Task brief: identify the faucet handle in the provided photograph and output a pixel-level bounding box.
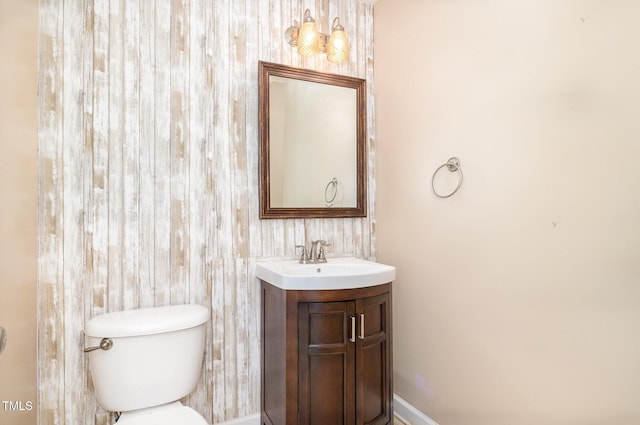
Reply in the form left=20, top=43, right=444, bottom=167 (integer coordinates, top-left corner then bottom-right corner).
left=317, top=241, right=332, bottom=263
left=295, top=245, right=310, bottom=264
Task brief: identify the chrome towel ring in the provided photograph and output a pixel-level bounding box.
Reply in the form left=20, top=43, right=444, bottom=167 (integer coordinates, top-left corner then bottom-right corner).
left=432, top=157, right=463, bottom=198
left=325, top=177, right=338, bottom=207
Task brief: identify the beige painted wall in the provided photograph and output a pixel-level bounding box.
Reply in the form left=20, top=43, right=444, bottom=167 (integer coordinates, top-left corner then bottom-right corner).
left=37, top=1, right=374, bottom=424
left=375, top=1, right=640, bottom=424
left=0, top=1, right=38, bottom=425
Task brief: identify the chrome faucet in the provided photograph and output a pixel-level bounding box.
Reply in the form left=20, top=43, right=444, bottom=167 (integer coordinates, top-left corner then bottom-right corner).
left=296, top=240, right=331, bottom=264
left=309, top=240, right=322, bottom=263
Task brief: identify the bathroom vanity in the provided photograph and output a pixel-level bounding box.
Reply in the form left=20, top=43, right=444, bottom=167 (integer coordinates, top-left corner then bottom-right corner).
left=257, top=258, right=394, bottom=425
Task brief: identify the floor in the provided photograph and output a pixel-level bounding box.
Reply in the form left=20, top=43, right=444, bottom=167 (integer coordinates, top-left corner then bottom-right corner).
left=394, top=417, right=408, bottom=425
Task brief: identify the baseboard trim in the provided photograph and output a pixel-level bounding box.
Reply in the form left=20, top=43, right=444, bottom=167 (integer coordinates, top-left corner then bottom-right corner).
left=218, top=395, right=438, bottom=425
left=393, top=394, right=439, bottom=425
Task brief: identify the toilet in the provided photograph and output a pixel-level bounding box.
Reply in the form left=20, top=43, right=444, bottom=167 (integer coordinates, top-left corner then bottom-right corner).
left=84, top=304, right=210, bottom=424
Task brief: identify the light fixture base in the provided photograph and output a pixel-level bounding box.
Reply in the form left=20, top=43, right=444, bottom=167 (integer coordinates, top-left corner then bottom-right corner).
left=285, top=26, right=299, bottom=47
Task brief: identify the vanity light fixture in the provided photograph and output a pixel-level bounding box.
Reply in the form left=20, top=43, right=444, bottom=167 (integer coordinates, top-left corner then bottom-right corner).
left=285, top=9, right=350, bottom=63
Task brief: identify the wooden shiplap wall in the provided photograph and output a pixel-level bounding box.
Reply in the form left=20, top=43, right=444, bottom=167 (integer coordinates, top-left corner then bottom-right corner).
left=37, top=0, right=375, bottom=424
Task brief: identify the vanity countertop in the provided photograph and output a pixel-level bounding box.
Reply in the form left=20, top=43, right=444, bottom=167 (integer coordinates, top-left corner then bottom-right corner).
left=255, top=256, right=396, bottom=290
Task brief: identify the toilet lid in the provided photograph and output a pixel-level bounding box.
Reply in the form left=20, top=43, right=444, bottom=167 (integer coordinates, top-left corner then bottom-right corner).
left=116, top=405, right=209, bottom=425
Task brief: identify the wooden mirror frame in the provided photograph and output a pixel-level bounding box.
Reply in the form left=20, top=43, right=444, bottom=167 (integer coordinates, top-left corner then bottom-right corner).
left=258, top=61, right=367, bottom=219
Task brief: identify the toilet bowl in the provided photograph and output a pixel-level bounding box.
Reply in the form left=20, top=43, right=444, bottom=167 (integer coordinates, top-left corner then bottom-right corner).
left=84, top=304, right=210, bottom=424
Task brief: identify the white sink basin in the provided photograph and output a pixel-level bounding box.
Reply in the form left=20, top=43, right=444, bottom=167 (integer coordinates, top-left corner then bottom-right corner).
left=255, top=257, right=396, bottom=290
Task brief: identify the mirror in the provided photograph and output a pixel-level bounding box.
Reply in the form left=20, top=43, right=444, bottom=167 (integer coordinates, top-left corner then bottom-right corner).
left=259, top=61, right=367, bottom=218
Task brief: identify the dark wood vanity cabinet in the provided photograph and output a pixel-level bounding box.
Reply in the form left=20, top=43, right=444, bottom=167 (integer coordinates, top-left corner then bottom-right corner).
left=261, top=282, right=393, bottom=425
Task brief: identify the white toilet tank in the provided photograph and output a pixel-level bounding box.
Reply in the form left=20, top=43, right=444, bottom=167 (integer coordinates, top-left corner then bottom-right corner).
left=84, top=304, right=210, bottom=413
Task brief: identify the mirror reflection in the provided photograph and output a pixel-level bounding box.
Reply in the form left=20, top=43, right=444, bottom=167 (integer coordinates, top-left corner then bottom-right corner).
left=259, top=61, right=367, bottom=218
left=269, top=76, right=357, bottom=208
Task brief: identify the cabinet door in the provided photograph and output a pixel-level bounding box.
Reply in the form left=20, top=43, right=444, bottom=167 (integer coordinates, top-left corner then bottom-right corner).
left=356, top=292, right=392, bottom=425
left=298, top=301, right=356, bottom=425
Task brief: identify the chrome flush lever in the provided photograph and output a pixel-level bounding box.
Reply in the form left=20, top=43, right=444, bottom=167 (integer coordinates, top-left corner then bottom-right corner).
left=84, top=337, right=113, bottom=353
left=0, top=327, right=6, bottom=354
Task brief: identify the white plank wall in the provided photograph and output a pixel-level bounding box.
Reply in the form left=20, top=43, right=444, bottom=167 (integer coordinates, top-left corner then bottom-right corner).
left=37, top=0, right=376, bottom=424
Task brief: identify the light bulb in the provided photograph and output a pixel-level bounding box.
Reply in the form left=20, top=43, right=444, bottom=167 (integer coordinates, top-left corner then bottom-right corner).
left=327, top=18, right=349, bottom=63
left=297, top=10, right=320, bottom=56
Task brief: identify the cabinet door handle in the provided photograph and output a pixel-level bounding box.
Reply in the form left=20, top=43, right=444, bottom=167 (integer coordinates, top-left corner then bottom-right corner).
left=359, top=313, right=365, bottom=339
left=350, top=316, right=356, bottom=343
